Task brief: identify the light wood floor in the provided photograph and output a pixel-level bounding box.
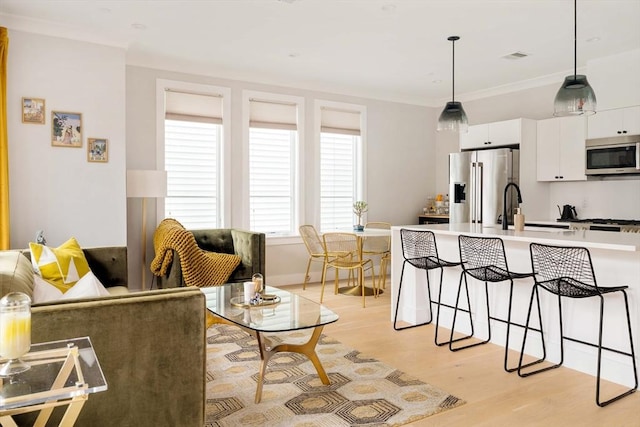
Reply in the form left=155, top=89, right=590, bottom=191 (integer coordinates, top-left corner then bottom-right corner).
left=281, top=279, right=639, bottom=427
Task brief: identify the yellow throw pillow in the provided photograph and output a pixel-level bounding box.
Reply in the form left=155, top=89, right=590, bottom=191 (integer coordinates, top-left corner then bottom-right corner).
left=29, top=237, right=91, bottom=293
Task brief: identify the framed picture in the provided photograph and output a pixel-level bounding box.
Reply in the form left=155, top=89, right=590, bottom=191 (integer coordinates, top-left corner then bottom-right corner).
left=87, top=138, right=108, bottom=163
left=51, top=111, right=82, bottom=147
left=22, top=97, right=45, bottom=124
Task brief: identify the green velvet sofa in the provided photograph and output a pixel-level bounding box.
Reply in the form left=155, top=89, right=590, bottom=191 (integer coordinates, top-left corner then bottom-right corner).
left=0, top=247, right=206, bottom=426
left=155, top=228, right=266, bottom=288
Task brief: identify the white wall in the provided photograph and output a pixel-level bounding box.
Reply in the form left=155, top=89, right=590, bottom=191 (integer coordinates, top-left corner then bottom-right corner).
left=126, top=65, right=434, bottom=287
left=6, top=30, right=126, bottom=248
left=588, top=49, right=640, bottom=110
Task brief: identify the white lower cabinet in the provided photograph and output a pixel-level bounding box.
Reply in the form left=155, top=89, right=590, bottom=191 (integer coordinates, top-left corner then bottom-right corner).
left=537, top=116, right=587, bottom=181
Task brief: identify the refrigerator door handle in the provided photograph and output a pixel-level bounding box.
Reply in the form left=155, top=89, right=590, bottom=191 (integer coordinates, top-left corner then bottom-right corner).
left=470, top=162, right=476, bottom=223
left=477, top=162, right=483, bottom=224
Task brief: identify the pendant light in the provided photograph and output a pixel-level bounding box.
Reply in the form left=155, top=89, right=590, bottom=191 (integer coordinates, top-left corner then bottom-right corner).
left=437, top=36, right=468, bottom=133
left=553, top=0, right=596, bottom=116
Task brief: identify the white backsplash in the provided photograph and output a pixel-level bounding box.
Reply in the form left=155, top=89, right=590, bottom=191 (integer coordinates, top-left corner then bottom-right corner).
left=548, top=178, right=640, bottom=220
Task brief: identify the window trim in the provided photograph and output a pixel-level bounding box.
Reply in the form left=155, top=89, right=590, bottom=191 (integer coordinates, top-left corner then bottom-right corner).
left=242, top=90, right=305, bottom=235
left=313, top=100, right=367, bottom=231
left=156, top=79, right=231, bottom=227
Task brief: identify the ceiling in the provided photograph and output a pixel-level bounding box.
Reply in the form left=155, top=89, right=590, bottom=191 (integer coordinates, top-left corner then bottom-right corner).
left=2, top=0, right=639, bottom=106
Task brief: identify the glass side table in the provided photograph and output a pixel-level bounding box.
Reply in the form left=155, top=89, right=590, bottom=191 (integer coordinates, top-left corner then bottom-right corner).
left=0, top=337, right=107, bottom=427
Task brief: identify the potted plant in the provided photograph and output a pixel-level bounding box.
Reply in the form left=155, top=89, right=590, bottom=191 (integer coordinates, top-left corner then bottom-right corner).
left=352, top=201, right=368, bottom=231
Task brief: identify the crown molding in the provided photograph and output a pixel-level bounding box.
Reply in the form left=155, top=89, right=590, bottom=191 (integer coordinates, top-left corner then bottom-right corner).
left=1, top=13, right=129, bottom=49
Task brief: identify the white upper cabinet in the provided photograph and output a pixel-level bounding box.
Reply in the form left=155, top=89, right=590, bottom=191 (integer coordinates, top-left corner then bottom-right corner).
left=460, top=119, right=522, bottom=150
left=587, top=105, right=640, bottom=139
left=537, top=116, right=587, bottom=182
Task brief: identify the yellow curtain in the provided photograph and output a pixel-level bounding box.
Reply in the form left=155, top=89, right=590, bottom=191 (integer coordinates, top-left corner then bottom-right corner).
left=0, top=27, right=9, bottom=249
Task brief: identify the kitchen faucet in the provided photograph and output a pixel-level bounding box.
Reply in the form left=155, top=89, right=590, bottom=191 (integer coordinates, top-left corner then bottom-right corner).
left=502, top=183, right=523, bottom=230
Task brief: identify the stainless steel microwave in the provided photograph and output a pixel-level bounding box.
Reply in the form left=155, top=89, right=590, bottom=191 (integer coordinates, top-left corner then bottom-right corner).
left=585, top=135, right=640, bottom=175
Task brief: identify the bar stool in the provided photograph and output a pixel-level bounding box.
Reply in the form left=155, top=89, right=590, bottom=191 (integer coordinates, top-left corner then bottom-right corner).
left=518, top=243, right=638, bottom=407
left=450, top=235, right=534, bottom=373
left=393, top=229, right=460, bottom=343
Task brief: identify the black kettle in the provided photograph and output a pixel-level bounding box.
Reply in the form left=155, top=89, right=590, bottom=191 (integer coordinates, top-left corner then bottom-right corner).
left=558, top=204, right=578, bottom=220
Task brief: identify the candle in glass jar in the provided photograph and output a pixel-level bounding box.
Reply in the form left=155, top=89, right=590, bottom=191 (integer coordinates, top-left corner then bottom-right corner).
left=252, top=273, right=264, bottom=294
left=0, top=311, right=31, bottom=359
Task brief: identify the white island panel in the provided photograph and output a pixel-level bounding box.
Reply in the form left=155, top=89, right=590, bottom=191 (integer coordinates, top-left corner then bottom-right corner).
left=391, top=224, right=640, bottom=387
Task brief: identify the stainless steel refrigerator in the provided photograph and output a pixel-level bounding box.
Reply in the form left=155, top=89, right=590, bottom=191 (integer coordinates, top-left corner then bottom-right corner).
left=449, top=148, right=520, bottom=225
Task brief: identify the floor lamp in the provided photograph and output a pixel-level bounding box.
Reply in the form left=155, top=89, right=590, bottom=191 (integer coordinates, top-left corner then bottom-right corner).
left=126, top=170, right=167, bottom=290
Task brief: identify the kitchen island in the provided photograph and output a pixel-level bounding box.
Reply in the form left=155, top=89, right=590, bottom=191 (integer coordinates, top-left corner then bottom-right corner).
left=390, top=223, right=640, bottom=387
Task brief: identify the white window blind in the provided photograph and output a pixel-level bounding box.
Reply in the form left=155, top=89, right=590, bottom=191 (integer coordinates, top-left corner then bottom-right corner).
left=320, top=107, right=361, bottom=136
left=164, top=99, right=221, bottom=229
left=249, top=99, right=297, bottom=130
left=319, top=106, right=362, bottom=231
left=165, top=90, right=222, bottom=124
left=320, top=132, right=359, bottom=231
left=248, top=98, right=299, bottom=235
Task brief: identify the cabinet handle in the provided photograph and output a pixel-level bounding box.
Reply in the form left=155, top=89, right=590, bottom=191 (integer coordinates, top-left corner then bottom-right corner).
left=623, top=130, right=627, bottom=134
left=618, top=131, right=623, bottom=134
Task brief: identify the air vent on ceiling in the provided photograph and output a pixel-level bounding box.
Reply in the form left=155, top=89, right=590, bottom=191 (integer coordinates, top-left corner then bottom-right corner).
left=502, top=51, right=530, bottom=60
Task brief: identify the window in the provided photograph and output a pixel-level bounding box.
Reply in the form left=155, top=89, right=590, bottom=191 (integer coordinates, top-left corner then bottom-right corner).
left=162, top=88, right=226, bottom=229
left=247, top=95, right=302, bottom=235
left=164, top=118, right=220, bottom=228
left=318, top=104, right=364, bottom=231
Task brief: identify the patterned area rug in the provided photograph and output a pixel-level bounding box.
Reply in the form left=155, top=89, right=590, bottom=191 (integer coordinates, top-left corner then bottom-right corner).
left=205, top=324, right=465, bottom=426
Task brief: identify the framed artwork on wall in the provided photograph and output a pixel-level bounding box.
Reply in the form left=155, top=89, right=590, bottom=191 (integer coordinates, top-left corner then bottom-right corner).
left=87, top=138, right=108, bottom=163
left=51, top=111, right=82, bottom=147
left=22, top=97, right=45, bottom=124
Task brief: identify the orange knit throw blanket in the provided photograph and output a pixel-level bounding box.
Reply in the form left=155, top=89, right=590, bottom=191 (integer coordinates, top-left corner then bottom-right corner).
left=151, top=218, right=241, bottom=287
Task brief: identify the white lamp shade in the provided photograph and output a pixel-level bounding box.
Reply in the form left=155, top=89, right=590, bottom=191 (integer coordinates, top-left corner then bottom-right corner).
left=126, top=170, right=167, bottom=198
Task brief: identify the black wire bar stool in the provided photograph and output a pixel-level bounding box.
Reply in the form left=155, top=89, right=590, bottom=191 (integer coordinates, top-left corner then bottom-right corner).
left=393, top=229, right=460, bottom=344
left=449, top=235, right=535, bottom=373
left=518, top=243, right=638, bottom=407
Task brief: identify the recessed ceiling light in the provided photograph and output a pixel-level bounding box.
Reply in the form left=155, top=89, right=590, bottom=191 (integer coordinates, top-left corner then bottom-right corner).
left=432, top=79, right=443, bottom=84
left=586, top=36, right=601, bottom=43
left=288, top=52, right=300, bottom=58
left=131, top=23, right=147, bottom=30
left=381, top=4, right=396, bottom=12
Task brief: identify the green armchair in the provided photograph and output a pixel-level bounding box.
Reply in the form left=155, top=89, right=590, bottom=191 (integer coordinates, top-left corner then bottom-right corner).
left=154, top=228, right=266, bottom=288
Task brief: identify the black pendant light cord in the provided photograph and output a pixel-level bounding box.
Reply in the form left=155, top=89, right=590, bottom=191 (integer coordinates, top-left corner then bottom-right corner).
left=448, top=36, right=460, bottom=103
left=452, top=38, right=455, bottom=102
left=573, top=0, right=577, bottom=80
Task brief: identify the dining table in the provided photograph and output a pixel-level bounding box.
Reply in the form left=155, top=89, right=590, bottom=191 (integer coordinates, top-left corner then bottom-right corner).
left=327, top=228, right=391, bottom=297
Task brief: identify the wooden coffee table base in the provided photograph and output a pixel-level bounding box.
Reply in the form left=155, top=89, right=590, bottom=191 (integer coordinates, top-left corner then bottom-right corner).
left=254, top=325, right=330, bottom=403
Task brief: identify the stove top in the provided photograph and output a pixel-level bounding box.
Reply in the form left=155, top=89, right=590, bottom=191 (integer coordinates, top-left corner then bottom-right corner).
left=558, top=218, right=640, bottom=233
left=567, top=218, right=640, bottom=226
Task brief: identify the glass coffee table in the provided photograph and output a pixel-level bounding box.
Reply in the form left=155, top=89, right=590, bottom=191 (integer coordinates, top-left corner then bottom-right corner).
left=201, top=283, right=339, bottom=403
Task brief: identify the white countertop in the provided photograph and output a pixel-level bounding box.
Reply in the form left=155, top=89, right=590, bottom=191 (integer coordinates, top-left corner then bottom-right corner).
left=391, top=223, right=640, bottom=252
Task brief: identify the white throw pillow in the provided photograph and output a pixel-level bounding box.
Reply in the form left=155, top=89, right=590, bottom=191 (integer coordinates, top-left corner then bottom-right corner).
left=33, top=271, right=110, bottom=303
left=33, top=275, right=63, bottom=303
